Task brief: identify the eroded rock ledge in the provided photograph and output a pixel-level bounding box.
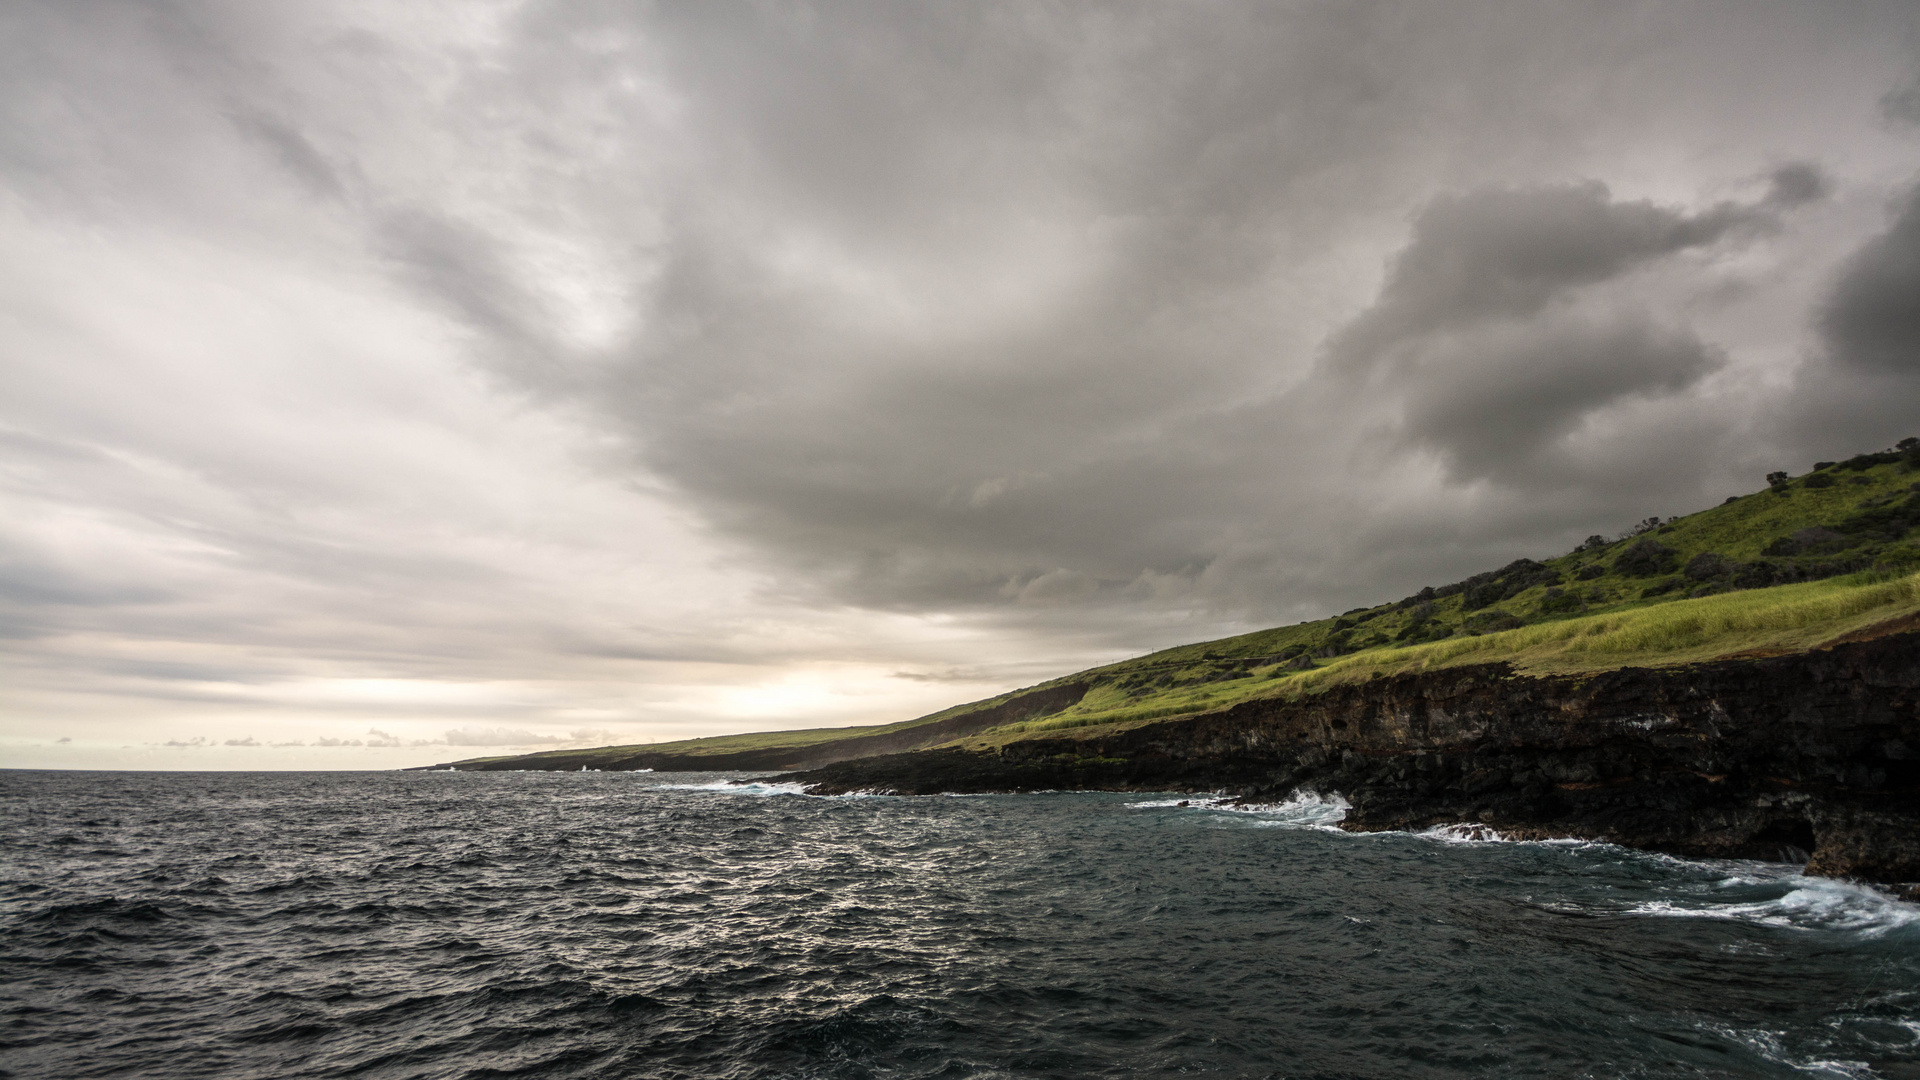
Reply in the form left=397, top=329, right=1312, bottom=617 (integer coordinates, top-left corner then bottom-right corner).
left=780, top=632, right=1920, bottom=888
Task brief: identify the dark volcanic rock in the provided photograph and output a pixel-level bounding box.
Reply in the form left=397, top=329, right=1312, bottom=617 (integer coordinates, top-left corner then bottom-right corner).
left=782, top=632, right=1920, bottom=887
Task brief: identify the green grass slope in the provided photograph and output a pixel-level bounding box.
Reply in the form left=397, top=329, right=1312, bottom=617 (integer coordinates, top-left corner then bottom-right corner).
left=434, top=685, right=1056, bottom=769
left=447, top=443, right=1920, bottom=769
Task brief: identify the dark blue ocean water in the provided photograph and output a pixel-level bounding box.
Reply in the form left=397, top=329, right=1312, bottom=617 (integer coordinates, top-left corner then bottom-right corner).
left=2, top=770, right=1918, bottom=1080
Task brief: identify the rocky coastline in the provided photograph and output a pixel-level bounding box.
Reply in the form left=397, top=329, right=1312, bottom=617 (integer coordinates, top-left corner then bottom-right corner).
left=780, top=629, right=1920, bottom=890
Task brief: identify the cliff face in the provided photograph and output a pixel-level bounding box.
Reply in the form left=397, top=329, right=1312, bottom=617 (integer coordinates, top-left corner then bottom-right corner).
left=784, top=632, right=1920, bottom=886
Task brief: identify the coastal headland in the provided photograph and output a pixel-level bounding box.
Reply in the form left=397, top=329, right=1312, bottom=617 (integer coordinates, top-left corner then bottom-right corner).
left=422, top=449, right=1920, bottom=890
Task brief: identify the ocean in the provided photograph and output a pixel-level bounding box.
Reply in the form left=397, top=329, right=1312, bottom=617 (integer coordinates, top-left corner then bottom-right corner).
left=2, top=769, right=1917, bottom=1079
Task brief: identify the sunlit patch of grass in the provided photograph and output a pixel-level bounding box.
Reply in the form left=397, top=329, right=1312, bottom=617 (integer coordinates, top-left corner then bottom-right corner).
left=949, top=570, right=1920, bottom=747
left=1285, top=569, right=1920, bottom=691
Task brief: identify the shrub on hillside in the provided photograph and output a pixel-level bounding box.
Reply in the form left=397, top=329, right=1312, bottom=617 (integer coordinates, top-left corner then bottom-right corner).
left=1462, top=610, right=1524, bottom=634
left=1575, top=563, right=1605, bottom=580
left=1876, top=545, right=1920, bottom=573
left=1462, top=580, right=1509, bottom=610
left=1395, top=586, right=1437, bottom=609
left=1539, top=587, right=1585, bottom=614
left=1614, top=538, right=1678, bottom=577
left=1684, top=552, right=1732, bottom=580
left=1395, top=621, right=1450, bottom=646
left=1803, top=472, right=1836, bottom=489
left=1441, top=558, right=1562, bottom=611
left=1839, top=490, right=1920, bottom=543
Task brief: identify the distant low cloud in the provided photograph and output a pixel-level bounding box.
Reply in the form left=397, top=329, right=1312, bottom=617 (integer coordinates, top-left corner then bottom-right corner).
left=224, top=736, right=259, bottom=747
left=444, top=727, right=568, bottom=747
left=891, top=667, right=996, bottom=683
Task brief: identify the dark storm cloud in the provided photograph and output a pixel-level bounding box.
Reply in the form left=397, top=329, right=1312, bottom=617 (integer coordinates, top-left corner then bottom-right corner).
left=1315, top=182, right=1768, bottom=483
left=228, top=112, right=347, bottom=200
left=378, top=208, right=555, bottom=362
left=1391, top=317, right=1723, bottom=482
left=1328, top=182, right=1772, bottom=371
left=1766, top=163, right=1831, bottom=208
left=1822, top=183, right=1920, bottom=375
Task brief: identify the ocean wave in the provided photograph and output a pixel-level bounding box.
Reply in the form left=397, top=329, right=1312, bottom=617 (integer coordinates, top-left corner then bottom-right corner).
left=657, top=779, right=810, bottom=796
left=1624, top=873, right=1920, bottom=936
left=1127, top=791, right=1352, bottom=828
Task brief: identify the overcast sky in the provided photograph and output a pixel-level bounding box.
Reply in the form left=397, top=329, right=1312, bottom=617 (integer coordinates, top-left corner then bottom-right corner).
left=5, top=1, right=1919, bottom=769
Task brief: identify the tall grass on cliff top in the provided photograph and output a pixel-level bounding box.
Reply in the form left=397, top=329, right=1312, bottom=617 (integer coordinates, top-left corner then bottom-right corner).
left=1291, top=568, right=1920, bottom=689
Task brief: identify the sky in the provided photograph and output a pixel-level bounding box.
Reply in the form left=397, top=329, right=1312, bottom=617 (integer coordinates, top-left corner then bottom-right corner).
left=4, top=1, right=1920, bottom=770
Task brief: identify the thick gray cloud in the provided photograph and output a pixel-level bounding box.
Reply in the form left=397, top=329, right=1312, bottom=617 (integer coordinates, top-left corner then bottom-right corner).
left=1313, top=181, right=1785, bottom=484
left=1329, top=182, right=1774, bottom=363
left=3, top=0, right=1919, bottom=765
left=1823, top=184, right=1920, bottom=375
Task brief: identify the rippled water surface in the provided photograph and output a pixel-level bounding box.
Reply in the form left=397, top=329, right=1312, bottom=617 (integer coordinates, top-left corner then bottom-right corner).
left=3, top=770, right=1918, bottom=1079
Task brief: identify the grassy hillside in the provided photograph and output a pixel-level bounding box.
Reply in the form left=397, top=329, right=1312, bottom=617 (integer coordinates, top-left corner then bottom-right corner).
left=433, top=686, right=1052, bottom=768
left=447, top=444, right=1920, bottom=769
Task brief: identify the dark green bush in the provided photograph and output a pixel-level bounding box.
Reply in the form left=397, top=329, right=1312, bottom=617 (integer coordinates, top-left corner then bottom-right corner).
left=1539, top=587, right=1585, bottom=614
left=1640, top=578, right=1684, bottom=598
left=1614, top=538, right=1678, bottom=577
left=1462, top=610, right=1524, bottom=633
left=1839, top=490, right=1920, bottom=542
left=1841, top=451, right=1900, bottom=471
left=1684, top=552, right=1731, bottom=580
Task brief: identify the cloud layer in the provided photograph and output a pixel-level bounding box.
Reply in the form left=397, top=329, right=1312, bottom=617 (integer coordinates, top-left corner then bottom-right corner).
left=2, top=1, right=1918, bottom=766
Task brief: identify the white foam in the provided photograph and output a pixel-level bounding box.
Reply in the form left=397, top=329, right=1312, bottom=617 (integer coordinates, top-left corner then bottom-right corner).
left=1125, top=790, right=1352, bottom=829
left=1625, top=874, right=1920, bottom=936
left=1702, top=1023, right=1879, bottom=1078
left=658, top=780, right=809, bottom=797
left=1239, top=791, right=1352, bottom=828
left=1417, top=822, right=1511, bottom=844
